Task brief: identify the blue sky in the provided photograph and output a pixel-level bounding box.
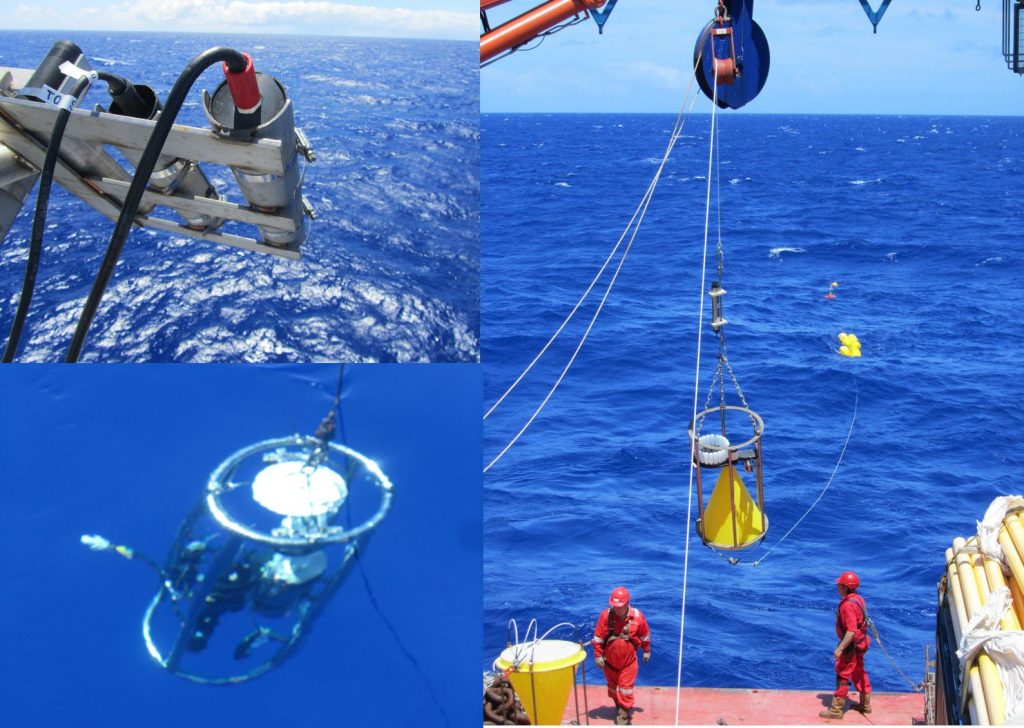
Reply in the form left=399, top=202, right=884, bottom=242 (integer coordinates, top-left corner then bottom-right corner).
left=6, top=0, right=476, bottom=40
left=483, top=0, right=1023, bottom=114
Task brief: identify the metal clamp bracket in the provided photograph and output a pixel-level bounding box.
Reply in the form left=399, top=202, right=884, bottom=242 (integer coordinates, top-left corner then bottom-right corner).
left=589, top=0, right=620, bottom=34
left=857, top=0, right=894, bottom=33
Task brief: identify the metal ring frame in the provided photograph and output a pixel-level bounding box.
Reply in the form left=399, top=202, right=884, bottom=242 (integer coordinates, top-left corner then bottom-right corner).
left=206, top=434, right=393, bottom=548
left=142, top=542, right=358, bottom=685
left=687, top=404, right=764, bottom=453
left=688, top=405, right=767, bottom=551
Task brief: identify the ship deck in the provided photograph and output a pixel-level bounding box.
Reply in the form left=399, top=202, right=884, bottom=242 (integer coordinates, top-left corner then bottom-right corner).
left=561, top=685, right=925, bottom=725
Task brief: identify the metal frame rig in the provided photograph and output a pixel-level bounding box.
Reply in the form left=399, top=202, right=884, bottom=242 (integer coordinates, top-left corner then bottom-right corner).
left=85, top=433, right=393, bottom=685
left=0, top=42, right=315, bottom=261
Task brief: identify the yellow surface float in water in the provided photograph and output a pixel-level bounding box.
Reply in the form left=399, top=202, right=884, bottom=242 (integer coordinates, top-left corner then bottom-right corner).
left=838, top=332, right=861, bottom=358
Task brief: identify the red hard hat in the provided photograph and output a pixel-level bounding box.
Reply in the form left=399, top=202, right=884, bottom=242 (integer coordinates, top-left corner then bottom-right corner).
left=609, top=586, right=631, bottom=607
left=836, top=572, right=860, bottom=589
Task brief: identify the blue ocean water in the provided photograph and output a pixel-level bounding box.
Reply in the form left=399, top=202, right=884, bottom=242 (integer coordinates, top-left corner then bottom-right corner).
left=482, top=113, right=1024, bottom=694
left=1, top=364, right=481, bottom=726
left=0, top=31, right=478, bottom=362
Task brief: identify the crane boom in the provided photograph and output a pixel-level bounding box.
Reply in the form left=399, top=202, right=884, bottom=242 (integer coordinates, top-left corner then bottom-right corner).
left=480, top=0, right=607, bottom=64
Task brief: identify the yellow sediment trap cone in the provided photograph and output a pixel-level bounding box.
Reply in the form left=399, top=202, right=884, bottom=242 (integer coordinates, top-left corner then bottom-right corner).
left=944, top=498, right=1024, bottom=725
left=700, top=467, right=766, bottom=549
left=688, top=273, right=767, bottom=553
left=494, top=639, right=585, bottom=726
left=690, top=408, right=767, bottom=552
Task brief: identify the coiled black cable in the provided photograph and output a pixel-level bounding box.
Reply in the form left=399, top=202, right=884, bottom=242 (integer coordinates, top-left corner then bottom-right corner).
left=2, top=73, right=92, bottom=362
left=65, top=47, right=248, bottom=362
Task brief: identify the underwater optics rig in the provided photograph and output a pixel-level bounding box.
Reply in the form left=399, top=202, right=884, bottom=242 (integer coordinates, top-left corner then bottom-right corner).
left=83, top=432, right=392, bottom=684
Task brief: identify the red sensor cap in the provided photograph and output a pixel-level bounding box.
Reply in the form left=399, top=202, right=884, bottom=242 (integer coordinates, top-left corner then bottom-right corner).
left=222, top=52, right=261, bottom=113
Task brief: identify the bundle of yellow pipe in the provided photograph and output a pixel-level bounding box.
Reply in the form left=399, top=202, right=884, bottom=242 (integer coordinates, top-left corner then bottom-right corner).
left=946, top=510, right=1024, bottom=724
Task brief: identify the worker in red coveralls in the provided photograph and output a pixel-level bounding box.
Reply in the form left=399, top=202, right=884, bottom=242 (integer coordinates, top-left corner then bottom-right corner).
left=592, top=586, right=651, bottom=725
left=820, top=571, right=872, bottom=720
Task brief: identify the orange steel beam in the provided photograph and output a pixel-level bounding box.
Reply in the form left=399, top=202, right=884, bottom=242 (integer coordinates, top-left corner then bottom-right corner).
left=480, top=0, right=607, bottom=63
left=481, top=0, right=516, bottom=9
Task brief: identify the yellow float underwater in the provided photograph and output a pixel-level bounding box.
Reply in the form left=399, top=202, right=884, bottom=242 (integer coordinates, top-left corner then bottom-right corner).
left=494, top=639, right=585, bottom=726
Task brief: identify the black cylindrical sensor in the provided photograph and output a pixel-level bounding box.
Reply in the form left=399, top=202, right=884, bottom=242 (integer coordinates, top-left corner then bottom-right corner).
left=107, top=82, right=160, bottom=121
left=19, top=40, right=93, bottom=106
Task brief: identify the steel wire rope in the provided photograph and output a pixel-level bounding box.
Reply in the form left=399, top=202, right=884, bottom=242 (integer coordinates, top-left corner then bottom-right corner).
left=484, top=36, right=709, bottom=422
left=674, top=66, right=718, bottom=727
left=867, top=615, right=923, bottom=692
left=484, top=172, right=659, bottom=421
left=3, top=73, right=93, bottom=362
left=65, top=47, right=251, bottom=362
left=484, top=55, right=710, bottom=474
left=483, top=97, right=692, bottom=474
left=747, top=379, right=859, bottom=567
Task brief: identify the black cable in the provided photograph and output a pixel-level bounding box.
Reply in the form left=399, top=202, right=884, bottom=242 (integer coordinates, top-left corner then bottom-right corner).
left=65, top=47, right=248, bottom=362
left=2, top=74, right=92, bottom=362
left=337, top=375, right=450, bottom=726
left=95, top=70, right=128, bottom=95
left=314, top=363, right=345, bottom=443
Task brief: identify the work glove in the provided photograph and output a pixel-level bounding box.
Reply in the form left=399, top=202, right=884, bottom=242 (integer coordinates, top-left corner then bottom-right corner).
left=643, top=652, right=650, bottom=664
left=595, top=657, right=605, bottom=668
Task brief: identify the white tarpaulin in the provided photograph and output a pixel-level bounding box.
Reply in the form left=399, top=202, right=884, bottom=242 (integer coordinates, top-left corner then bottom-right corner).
left=957, top=587, right=1024, bottom=723
left=977, top=496, right=1024, bottom=562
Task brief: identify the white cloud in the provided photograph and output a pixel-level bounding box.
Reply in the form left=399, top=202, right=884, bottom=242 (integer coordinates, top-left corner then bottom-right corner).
left=616, top=61, right=685, bottom=90
left=19, top=1, right=477, bottom=40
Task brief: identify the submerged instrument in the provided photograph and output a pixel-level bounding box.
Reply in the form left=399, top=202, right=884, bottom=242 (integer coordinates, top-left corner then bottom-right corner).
left=82, top=396, right=392, bottom=684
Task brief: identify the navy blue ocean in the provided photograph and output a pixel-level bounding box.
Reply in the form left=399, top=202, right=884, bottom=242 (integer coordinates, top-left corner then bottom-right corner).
left=1, top=364, right=481, bottom=726
left=482, top=113, right=1024, bottom=693
left=0, top=32, right=478, bottom=362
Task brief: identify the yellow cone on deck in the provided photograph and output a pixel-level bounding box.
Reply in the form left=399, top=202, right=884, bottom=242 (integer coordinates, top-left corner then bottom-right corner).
left=700, top=467, right=766, bottom=549
left=494, top=640, right=585, bottom=726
